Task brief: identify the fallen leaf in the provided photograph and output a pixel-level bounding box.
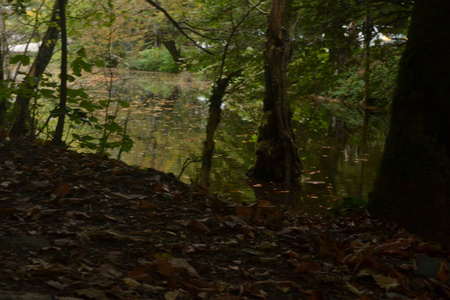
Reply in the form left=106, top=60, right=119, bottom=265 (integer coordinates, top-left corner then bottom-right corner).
left=126, top=264, right=149, bottom=278
left=311, top=290, right=325, bottom=300
left=53, top=239, right=75, bottom=247
left=53, top=182, right=70, bottom=196
left=283, top=250, right=301, bottom=260
left=192, top=243, right=210, bottom=252
left=375, top=238, right=412, bottom=256
left=153, top=183, right=170, bottom=194
left=236, top=205, right=254, bottom=219
left=190, top=220, right=211, bottom=234
left=165, top=290, right=180, bottom=300
left=241, top=225, right=255, bottom=238
left=170, top=258, right=200, bottom=277
left=155, top=258, right=175, bottom=278
left=437, top=261, right=449, bottom=283
left=345, top=281, right=362, bottom=296
left=123, top=277, right=141, bottom=287
left=294, top=261, right=322, bottom=274
left=372, top=274, right=399, bottom=291
left=75, top=288, right=107, bottom=300
left=46, top=280, right=65, bottom=290
left=138, top=200, right=156, bottom=210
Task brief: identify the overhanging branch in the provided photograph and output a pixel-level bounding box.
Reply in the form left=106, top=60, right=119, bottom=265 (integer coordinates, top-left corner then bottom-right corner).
left=144, top=0, right=214, bottom=55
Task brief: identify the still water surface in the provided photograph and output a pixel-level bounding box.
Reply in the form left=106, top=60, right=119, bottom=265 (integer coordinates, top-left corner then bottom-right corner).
left=111, top=72, right=385, bottom=212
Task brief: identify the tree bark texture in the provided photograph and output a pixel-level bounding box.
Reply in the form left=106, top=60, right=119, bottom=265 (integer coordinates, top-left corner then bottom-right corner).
left=369, top=0, right=450, bottom=246
left=10, top=0, right=66, bottom=136
left=248, top=0, right=302, bottom=183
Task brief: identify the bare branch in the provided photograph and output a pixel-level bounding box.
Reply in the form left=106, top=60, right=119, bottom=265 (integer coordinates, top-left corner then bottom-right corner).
left=248, top=0, right=268, bottom=15
left=144, top=0, right=213, bottom=54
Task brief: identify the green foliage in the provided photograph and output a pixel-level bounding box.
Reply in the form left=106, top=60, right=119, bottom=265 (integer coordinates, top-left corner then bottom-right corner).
left=130, top=48, right=178, bottom=73
left=9, top=54, right=31, bottom=66
left=70, top=48, right=92, bottom=76
left=5, top=0, right=31, bottom=15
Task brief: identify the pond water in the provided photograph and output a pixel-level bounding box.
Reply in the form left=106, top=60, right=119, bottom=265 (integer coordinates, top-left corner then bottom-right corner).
left=110, top=71, right=386, bottom=213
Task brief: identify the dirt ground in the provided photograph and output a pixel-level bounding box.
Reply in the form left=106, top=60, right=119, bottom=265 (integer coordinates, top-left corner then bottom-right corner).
left=0, top=138, right=449, bottom=299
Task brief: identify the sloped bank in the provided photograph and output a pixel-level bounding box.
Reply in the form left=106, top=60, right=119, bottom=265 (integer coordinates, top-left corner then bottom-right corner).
left=0, top=138, right=448, bottom=299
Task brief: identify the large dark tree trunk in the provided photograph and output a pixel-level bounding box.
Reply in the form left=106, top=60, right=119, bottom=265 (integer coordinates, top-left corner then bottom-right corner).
left=9, top=0, right=66, bottom=137
left=247, top=0, right=301, bottom=183
left=369, top=0, right=450, bottom=247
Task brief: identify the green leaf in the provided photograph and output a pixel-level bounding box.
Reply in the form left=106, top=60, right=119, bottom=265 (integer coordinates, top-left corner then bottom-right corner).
left=80, top=100, right=101, bottom=112
left=117, top=99, right=130, bottom=108
left=10, top=54, right=31, bottom=66
left=103, top=121, right=122, bottom=133
left=94, top=59, right=106, bottom=67
left=77, top=47, right=87, bottom=58
left=40, top=89, right=57, bottom=98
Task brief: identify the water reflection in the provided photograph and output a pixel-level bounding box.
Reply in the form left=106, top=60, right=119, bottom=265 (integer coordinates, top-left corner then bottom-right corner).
left=113, top=72, right=385, bottom=212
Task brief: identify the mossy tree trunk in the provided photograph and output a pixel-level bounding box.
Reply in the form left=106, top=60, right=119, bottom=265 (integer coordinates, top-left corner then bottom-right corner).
left=247, top=0, right=302, bottom=183
left=369, top=0, right=450, bottom=247
left=10, top=0, right=66, bottom=137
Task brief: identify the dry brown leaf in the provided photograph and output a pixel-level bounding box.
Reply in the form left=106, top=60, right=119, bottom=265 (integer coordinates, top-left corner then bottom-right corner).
left=372, top=274, right=399, bottom=291
left=437, top=261, right=449, bottom=283
left=241, top=225, right=255, bottom=238
left=310, top=290, right=326, bottom=300
left=53, top=182, right=70, bottom=196
left=170, top=258, right=200, bottom=277
left=345, top=282, right=362, bottom=296
left=53, top=239, right=75, bottom=247
left=375, top=238, right=412, bottom=257
left=138, top=200, right=156, bottom=210
left=190, top=220, right=211, bottom=234
left=45, top=280, right=65, bottom=290
left=283, top=250, right=301, bottom=260
left=236, top=205, right=254, bottom=219
left=165, top=290, right=180, bottom=300
left=123, top=277, right=141, bottom=287
left=155, top=258, right=175, bottom=278
left=126, top=264, right=149, bottom=279
left=75, top=288, right=107, bottom=300
left=153, top=183, right=170, bottom=194
left=294, top=261, right=322, bottom=274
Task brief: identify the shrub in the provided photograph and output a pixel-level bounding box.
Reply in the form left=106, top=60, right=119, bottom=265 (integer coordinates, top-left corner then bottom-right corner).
left=131, top=48, right=178, bottom=73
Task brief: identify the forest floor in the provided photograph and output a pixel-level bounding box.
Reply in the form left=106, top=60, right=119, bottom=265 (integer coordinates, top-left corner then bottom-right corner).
left=0, top=138, right=449, bottom=300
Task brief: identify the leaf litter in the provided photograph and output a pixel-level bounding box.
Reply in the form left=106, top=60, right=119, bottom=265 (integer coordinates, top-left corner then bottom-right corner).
left=0, top=139, right=449, bottom=299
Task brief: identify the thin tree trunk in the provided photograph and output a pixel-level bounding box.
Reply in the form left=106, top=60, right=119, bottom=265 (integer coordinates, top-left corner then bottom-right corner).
left=199, top=77, right=231, bottom=188
left=198, top=3, right=258, bottom=188
left=247, top=0, right=301, bottom=183
left=0, top=9, right=8, bottom=126
left=10, top=0, right=66, bottom=137
left=53, top=0, right=68, bottom=145
left=361, top=2, right=372, bottom=149
left=369, top=0, right=450, bottom=246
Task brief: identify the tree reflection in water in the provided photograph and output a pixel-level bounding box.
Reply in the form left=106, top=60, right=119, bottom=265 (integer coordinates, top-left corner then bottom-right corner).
left=112, top=72, right=385, bottom=213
